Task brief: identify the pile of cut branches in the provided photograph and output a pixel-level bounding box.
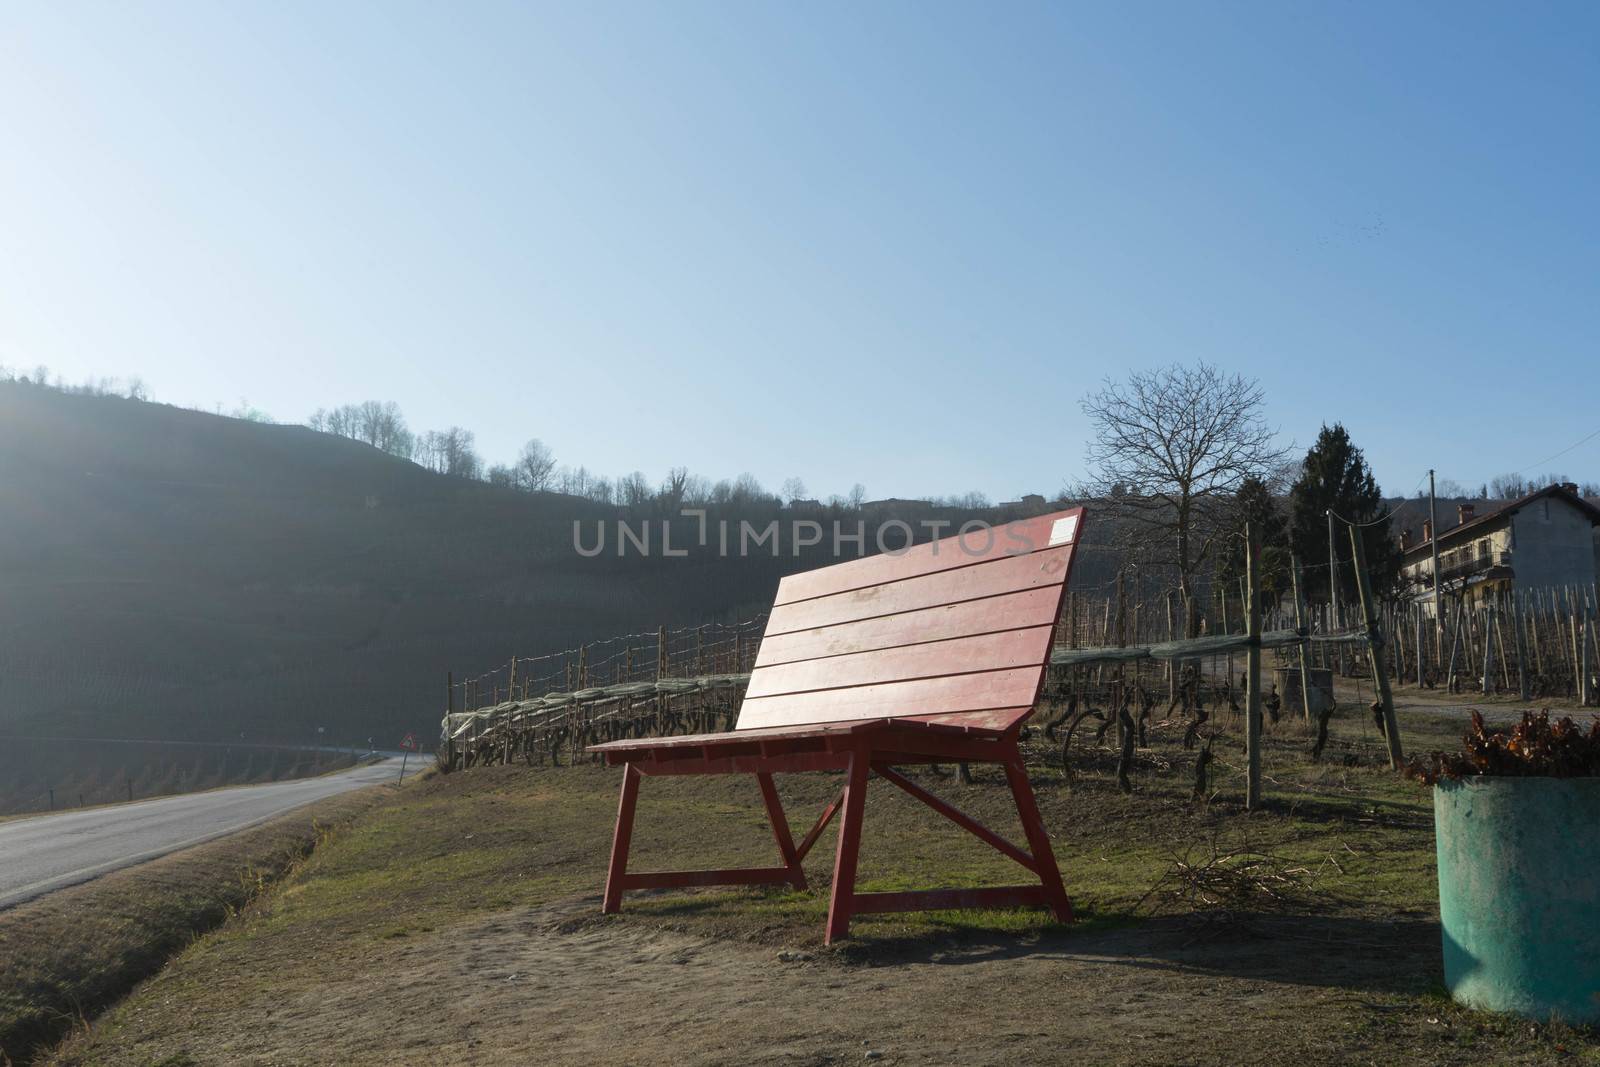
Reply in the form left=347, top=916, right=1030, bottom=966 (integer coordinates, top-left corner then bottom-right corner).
left=1403, top=710, right=1600, bottom=784
left=1138, top=840, right=1343, bottom=916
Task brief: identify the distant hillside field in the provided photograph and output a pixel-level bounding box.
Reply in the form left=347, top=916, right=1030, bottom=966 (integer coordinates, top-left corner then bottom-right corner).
left=0, top=386, right=808, bottom=743
left=1, top=386, right=1087, bottom=745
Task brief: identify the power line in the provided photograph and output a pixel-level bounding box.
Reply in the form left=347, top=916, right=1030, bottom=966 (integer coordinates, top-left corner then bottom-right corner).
left=1329, top=469, right=1430, bottom=529
left=1513, top=422, right=1600, bottom=477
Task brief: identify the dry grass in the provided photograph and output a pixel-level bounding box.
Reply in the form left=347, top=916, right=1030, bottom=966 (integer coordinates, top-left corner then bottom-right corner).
left=35, top=707, right=1600, bottom=1065
left=0, top=789, right=388, bottom=1064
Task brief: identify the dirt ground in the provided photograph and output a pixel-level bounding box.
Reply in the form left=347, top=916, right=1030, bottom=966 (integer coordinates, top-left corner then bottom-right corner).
left=62, top=902, right=1446, bottom=1067
left=41, top=702, right=1600, bottom=1066
left=54, top=893, right=1582, bottom=1067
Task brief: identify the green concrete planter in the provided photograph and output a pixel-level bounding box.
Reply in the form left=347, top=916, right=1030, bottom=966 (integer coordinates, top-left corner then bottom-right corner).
left=1433, top=777, right=1600, bottom=1024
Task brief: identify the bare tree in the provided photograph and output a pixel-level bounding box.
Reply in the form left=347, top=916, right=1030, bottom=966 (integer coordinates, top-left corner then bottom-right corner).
left=618, top=470, right=652, bottom=506
left=846, top=483, right=867, bottom=510
left=417, top=427, right=481, bottom=479
left=352, top=401, right=412, bottom=457
left=1080, top=362, right=1289, bottom=636
left=781, top=477, right=808, bottom=504
left=308, top=401, right=412, bottom=459
left=731, top=472, right=769, bottom=504
left=557, top=465, right=593, bottom=497
left=1489, top=472, right=1535, bottom=500
left=516, top=438, right=557, bottom=491
left=587, top=475, right=615, bottom=504
left=945, top=490, right=991, bottom=509
left=660, top=467, right=691, bottom=510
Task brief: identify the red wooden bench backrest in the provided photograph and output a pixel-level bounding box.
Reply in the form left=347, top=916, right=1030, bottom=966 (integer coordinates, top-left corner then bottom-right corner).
left=737, top=508, right=1084, bottom=734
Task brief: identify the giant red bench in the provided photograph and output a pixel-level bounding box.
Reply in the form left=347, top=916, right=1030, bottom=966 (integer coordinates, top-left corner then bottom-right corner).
left=588, top=507, right=1085, bottom=943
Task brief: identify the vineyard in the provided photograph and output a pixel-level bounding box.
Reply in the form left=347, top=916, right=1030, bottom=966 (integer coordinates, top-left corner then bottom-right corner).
left=440, top=543, right=1600, bottom=800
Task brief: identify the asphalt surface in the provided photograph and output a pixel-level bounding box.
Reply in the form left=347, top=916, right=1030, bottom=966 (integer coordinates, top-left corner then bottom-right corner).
left=0, top=757, right=409, bottom=910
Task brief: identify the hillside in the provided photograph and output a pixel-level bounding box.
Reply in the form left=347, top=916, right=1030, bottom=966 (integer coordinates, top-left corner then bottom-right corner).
left=2, top=385, right=1107, bottom=745
left=0, top=386, right=814, bottom=744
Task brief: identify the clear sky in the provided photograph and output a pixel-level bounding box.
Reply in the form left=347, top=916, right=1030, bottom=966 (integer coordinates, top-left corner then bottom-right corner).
left=2, top=1, right=1596, bottom=502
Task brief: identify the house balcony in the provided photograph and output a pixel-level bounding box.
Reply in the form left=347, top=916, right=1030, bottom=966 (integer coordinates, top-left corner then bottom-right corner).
left=1437, top=551, right=1513, bottom=586
left=1412, top=551, right=1514, bottom=592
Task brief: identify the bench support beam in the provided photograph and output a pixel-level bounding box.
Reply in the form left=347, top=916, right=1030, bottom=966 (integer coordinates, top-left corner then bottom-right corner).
left=825, top=747, right=871, bottom=944
left=870, top=762, right=1037, bottom=873
left=851, top=885, right=1047, bottom=914
left=602, top=763, right=641, bottom=913
left=1003, top=749, right=1073, bottom=922
left=757, top=771, right=808, bottom=890
left=794, top=786, right=844, bottom=863
left=600, top=737, right=1074, bottom=941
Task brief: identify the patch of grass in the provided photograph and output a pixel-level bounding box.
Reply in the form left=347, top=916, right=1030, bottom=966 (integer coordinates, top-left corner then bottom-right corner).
left=43, top=706, right=1600, bottom=1065
left=0, top=790, right=383, bottom=1065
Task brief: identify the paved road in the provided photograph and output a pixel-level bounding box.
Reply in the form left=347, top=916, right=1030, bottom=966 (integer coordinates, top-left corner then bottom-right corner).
left=0, top=757, right=409, bottom=910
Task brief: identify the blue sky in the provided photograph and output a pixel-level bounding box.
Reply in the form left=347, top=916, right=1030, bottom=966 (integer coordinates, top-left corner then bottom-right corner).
left=2, top=1, right=1596, bottom=501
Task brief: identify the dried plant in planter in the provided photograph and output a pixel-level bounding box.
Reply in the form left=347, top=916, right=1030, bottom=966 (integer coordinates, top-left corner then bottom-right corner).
left=1403, top=710, right=1600, bottom=785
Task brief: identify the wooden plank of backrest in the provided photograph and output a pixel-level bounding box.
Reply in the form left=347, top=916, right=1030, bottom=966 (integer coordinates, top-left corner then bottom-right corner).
left=744, top=626, right=1054, bottom=701
left=735, top=507, right=1086, bottom=734
left=898, top=707, right=1036, bottom=733
left=753, top=586, right=1062, bottom=668
left=764, top=544, right=1074, bottom=638
left=737, top=668, right=1043, bottom=731
left=773, top=509, right=1082, bottom=607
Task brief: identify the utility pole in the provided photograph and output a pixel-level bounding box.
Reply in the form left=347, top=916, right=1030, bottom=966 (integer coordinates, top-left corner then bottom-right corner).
left=1245, top=522, right=1264, bottom=809
left=1327, top=509, right=1339, bottom=624
left=1429, top=469, right=1443, bottom=654
left=1328, top=509, right=1342, bottom=676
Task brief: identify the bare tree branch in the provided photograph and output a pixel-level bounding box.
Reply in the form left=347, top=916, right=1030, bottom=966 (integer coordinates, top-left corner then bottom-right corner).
left=1079, top=362, right=1291, bottom=634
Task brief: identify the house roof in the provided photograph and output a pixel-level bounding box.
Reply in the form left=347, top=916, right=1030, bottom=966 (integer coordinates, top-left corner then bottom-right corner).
left=1402, top=483, right=1600, bottom=561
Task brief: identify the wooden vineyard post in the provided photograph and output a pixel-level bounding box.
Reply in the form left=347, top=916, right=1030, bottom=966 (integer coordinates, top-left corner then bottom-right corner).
left=1114, top=569, right=1127, bottom=752
left=1577, top=592, right=1587, bottom=699
left=1583, top=613, right=1594, bottom=707
left=1513, top=594, right=1530, bottom=700
left=1415, top=605, right=1426, bottom=688
left=1220, top=587, right=1232, bottom=693
left=1245, top=523, right=1263, bottom=810
left=1291, top=553, right=1313, bottom=722
left=1529, top=591, right=1545, bottom=683
left=1493, top=601, right=1512, bottom=693
left=1165, top=589, right=1176, bottom=702
left=1482, top=603, right=1496, bottom=695
left=1446, top=597, right=1465, bottom=692
left=1327, top=510, right=1343, bottom=678
left=445, top=671, right=455, bottom=769
left=1349, top=522, right=1403, bottom=770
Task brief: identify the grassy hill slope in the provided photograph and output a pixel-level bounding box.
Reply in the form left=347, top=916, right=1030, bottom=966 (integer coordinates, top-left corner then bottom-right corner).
left=0, top=385, right=797, bottom=744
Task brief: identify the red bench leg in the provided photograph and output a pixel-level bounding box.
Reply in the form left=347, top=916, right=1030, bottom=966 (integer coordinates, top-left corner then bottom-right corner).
left=757, top=772, right=808, bottom=891
left=825, top=748, right=870, bottom=944
left=1003, top=746, right=1073, bottom=922
left=602, top=763, right=642, bottom=913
